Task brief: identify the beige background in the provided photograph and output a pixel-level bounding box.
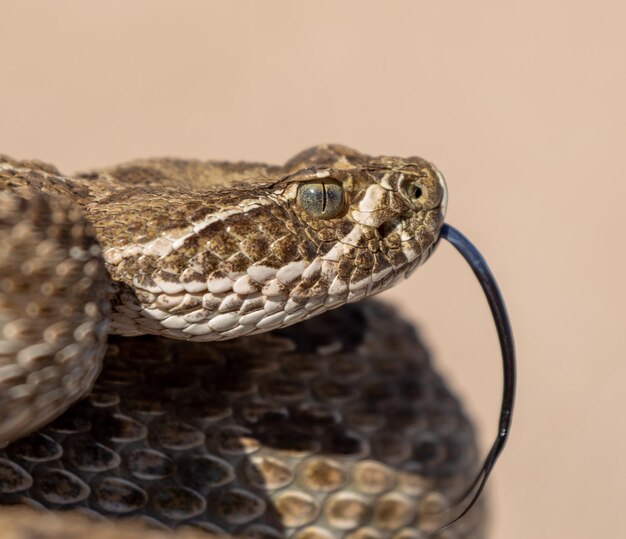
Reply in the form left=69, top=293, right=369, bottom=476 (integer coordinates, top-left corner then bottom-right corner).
left=1, top=1, right=624, bottom=537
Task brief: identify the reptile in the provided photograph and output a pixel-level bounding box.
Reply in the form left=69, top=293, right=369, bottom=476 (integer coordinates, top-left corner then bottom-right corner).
left=0, top=145, right=513, bottom=538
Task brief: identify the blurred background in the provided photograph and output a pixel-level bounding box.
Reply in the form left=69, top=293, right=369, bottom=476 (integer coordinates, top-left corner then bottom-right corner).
left=1, top=1, right=624, bottom=536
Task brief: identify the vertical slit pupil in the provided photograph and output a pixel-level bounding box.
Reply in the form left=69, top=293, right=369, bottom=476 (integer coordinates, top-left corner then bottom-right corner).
left=322, top=182, right=327, bottom=212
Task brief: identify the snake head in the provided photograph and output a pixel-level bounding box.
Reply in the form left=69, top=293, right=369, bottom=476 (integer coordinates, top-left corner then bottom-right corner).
left=274, top=146, right=448, bottom=300
left=98, top=145, right=448, bottom=340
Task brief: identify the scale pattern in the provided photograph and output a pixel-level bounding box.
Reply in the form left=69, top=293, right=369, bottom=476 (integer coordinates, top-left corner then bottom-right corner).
left=0, top=148, right=483, bottom=537
left=0, top=302, right=485, bottom=538
left=0, top=192, right=109, bottom=442
left=0, top=145, right=447, bottom=445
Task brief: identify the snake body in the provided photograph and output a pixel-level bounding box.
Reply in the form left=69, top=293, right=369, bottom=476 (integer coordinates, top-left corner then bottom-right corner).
left=0, top=146, right=484, bottom=537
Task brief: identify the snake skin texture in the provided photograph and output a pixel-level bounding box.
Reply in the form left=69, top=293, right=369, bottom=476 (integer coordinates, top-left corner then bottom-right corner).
left=0, top=147, right=485, bottom=537
left=0, top=191, right=110, bottom=443
left=0, top=302, right=485, bottom=538
left=0, top=145, right=446, bottom=445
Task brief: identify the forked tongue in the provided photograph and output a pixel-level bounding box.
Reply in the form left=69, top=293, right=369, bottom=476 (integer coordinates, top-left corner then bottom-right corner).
left=425, top=223, right=516, bottom=535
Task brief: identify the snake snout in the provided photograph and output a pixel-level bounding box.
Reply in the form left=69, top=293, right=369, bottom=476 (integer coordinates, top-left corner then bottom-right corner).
left=435, top=167, right=448, bottom=219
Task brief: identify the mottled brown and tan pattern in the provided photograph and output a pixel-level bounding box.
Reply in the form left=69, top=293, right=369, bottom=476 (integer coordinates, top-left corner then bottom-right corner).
left=0, top=147, right=481, bottom=538
left=0, top=191, right=110, bottom=444
left=84, top=146, right=445, bottom=342
left=0, top=145, right=446, bottom=443
left=0, top=302, right=485, bottom=539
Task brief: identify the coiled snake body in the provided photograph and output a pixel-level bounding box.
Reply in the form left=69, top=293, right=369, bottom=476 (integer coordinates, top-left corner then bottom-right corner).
left=0, top=146, right=485, bottom=537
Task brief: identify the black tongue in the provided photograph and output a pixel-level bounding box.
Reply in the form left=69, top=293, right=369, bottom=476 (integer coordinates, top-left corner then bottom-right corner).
left=429, top=223, right=516, bottom=533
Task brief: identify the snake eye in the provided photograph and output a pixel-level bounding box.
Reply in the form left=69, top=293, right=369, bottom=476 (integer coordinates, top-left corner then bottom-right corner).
left=297, top=179, right=345, bottom=219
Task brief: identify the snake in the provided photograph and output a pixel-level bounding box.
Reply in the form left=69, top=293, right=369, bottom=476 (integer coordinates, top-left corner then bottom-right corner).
left=0, top=145, right=500, bottom=538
